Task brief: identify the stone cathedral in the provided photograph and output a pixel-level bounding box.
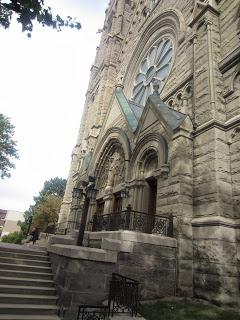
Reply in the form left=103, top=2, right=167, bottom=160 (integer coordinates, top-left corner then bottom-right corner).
left=57, top=0, right=240, bottom=307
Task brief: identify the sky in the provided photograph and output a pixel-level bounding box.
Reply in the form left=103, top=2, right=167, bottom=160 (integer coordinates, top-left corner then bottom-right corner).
left=0, top=0, right=109, bottom=212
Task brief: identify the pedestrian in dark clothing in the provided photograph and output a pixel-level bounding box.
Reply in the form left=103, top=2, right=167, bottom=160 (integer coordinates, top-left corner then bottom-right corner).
left=30, top=227, right=40, bottom=244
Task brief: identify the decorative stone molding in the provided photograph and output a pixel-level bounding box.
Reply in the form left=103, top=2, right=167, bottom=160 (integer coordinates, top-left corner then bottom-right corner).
left=123, top=8, right=187, bottom=98
left=154, top=164, right=170, bottom=179
left=166, top=82, right=193, bottom=115
left=228, top=126, right=240, bottom=145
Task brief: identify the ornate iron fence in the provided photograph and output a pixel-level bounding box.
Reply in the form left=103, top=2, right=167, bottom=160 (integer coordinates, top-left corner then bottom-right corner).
left=108, top=273, right=139, bottom=316
left=91, top=210, right=173, bottom=237
left=77, top=305, right=109, bottom=320
left=56, top=220, right=81, bottom=235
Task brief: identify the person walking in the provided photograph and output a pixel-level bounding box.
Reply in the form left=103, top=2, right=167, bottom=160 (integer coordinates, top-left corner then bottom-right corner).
left=30, top=227, right=40, bottom=245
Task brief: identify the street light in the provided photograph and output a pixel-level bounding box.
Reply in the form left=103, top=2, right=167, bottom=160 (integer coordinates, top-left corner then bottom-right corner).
left=72, top=187, right=83, bottom=199
left=76, top=177, right=98, bottom=246
left=120, top=188, right=129, bottom=198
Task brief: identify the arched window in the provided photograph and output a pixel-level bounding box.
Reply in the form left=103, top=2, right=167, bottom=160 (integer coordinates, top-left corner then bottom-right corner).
left=132, top=37, right=174, bottom=106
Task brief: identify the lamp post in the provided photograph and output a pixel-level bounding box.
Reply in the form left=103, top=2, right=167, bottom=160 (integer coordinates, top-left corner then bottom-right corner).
left=76, top=177, right=98, bottom=246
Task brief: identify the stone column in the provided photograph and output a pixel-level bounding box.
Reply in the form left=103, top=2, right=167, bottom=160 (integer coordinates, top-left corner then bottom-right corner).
left=157, top=126, right=194, bottom=296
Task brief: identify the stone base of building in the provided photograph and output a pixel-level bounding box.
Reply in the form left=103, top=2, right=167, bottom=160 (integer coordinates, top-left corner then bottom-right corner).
left=192, top=217, right=240, bottom=307
left=48, top=231, right=177, bottom=319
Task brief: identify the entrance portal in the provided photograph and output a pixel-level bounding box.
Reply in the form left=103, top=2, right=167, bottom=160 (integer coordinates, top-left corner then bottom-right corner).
left=145, top=177, right=157, bottom=233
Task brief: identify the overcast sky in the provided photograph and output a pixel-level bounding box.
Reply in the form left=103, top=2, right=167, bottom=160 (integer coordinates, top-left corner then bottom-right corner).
left=0, top=0, right=109, bottom=212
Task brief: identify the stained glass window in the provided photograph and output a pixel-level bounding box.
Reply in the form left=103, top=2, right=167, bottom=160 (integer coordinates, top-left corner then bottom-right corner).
left=132, top=38, right=174, bottom=106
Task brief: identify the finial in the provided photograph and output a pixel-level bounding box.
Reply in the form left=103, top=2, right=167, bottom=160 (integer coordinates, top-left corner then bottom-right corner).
left=152, top=80, right=160, bottom=95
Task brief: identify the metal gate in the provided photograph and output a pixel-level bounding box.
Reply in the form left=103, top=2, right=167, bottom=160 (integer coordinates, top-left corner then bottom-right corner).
left=108, top=273, right=139, bottom=316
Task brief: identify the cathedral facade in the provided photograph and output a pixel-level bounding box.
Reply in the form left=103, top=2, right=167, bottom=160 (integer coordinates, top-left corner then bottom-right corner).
left=59, top=0, right=240, bottom=305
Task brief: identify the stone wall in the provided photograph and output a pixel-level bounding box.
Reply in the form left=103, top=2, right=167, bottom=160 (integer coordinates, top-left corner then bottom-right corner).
left=49, top=231, right=177, bottom=318
left=192, top=221, right=239, bottom=306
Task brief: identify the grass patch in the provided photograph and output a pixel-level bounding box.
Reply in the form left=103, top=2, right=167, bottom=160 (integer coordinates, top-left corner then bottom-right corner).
left=139, top=300, right=240, bottom=320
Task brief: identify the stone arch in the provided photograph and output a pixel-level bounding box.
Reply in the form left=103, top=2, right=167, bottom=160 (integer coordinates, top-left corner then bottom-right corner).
left=139, top=147, right=159, bottom=179
left=89, top=127, right=131, bottom=190
left=123, top=8, right=186, bottom=98
left=131, top=132, right=168, bottom=179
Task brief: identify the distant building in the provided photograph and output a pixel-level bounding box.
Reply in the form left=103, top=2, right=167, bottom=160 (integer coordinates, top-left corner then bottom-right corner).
left=0, top=209, right=24, bottom=238
left=0, top=209, right=7, bottom=237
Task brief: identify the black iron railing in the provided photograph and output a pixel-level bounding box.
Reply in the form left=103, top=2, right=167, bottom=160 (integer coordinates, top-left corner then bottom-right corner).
left=56, top=220, right=81, bottom=235
left=108, top=273, right=139, bottom=316
left=91, top=210, right=173, bottom=237
left=77, top=305, right=109, bottom=320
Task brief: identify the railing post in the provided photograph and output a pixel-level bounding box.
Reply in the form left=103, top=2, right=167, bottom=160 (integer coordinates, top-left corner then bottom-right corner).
left=126, top=205, right=132, bottom=230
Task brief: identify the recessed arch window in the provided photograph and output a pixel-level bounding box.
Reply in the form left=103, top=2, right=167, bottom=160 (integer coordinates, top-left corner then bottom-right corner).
left=132, top=37, right=174, bottom=106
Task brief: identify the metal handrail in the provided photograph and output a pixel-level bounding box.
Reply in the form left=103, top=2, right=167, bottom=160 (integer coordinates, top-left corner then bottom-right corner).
left=108, top=273, right=139, bottom=316
left=91, top=210, right=173, bottom=237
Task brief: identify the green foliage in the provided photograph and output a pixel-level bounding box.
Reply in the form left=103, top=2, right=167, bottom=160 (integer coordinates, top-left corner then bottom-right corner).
left=1, top=231, right=24, bottom=244
left=34, top=177, right=66, bottom=205
left=139, top=300, right=240, bottom=320
left=32, top=194, right=62, bottom=231
left=22, top=177, right=66, bottom=233
left=0, top=113, right=19, bottom=179
left=0, top=0, right=81, bottom=36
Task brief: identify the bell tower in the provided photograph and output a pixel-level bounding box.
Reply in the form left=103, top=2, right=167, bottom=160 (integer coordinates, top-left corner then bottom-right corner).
left=58, top=0, right=136, bottom=224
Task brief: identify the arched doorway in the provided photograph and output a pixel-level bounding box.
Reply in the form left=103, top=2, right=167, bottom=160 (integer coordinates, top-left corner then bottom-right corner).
left=141, top=149, right=158, bottom=217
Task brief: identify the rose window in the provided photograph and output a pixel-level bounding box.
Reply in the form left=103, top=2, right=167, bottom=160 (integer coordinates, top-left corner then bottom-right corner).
left=132, top=38, right=174, bottom=106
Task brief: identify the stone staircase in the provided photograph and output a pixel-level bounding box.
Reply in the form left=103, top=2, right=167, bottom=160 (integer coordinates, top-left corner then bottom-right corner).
left=0, top=244, right=60, bottom=320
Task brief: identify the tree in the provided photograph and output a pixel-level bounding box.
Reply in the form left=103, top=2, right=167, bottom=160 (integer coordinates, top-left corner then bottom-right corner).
left=34, top=177, right=67, bottom=205
left=32, top=194, right=62, bottom=231
left=21, top=177, right=66, bottom=233
left=0, top=0, right=81, bottom=37
left=0, top=114, right=19, bottom=179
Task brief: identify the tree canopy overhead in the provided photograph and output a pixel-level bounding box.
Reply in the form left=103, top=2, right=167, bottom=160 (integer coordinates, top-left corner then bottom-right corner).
left=0, top=113, right=19, bottom=179
left=0, top=0, right=81, bottom=36
left=34, top=177, right=67, bottom=205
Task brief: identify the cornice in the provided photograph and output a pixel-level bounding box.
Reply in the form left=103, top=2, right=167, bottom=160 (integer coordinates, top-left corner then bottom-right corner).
left=189, top=4, right=220, bottom=28
left=192, top=216, right=240, bottom=229
left=219, top=46, right=240, bottom=74
left=193, top=116, right=240, bottom=137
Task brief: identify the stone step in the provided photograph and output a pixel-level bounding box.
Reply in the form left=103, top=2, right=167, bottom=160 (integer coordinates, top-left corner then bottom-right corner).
left=0, top=304, right=58, bottom=315
left=0, top=276, right=54, bottom=288
left=0, top=251, right=50, bottom=262
left=0, top=257, right=51, bottom=267
left=0, top=245, right=48, bottom=256
left=0, top=285, right=56, bottom=296
left=0, top=262, right=52, bottom=273
left=0, top=294, right=57, bottom=305
left=0, top=316, right=60, bottom=320
left=0, top=269, right=53, bottom=280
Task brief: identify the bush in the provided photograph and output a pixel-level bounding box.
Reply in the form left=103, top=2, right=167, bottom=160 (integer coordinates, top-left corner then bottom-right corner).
left=1, top=231, right=24, bottom=244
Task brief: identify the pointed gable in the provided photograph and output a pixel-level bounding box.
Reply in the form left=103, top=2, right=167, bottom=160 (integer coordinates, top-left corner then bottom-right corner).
left=136, top=91, right=187, bottom=138
left=115, top=86, right=143, bottom=131
left=147, top=93, right=187, bottom=131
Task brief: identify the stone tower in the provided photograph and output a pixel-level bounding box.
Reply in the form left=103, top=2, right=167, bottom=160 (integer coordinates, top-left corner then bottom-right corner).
left=59, top=0, right=240, bottom=306
left=58, top=0, right=134, bottom=224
